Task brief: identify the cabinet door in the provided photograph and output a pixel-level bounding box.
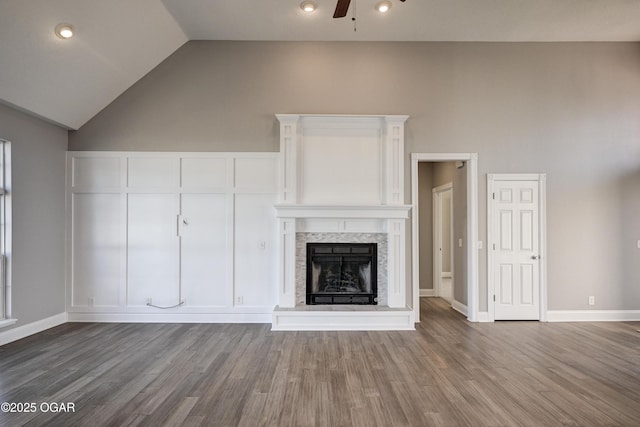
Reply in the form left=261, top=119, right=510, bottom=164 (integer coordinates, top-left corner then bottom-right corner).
left=180, top=193, right=230, bottom=307
left=127, top=194, right=179, bottom=306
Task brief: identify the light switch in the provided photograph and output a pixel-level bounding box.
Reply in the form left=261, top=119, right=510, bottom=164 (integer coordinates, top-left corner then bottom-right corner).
left=637, top=240, right=640, bottom=249
left=458, top=238, right=463, bottom=248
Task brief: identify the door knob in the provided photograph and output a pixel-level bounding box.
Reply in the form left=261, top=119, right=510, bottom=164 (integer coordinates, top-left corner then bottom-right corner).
left=531, top=255, right=539, bottom=260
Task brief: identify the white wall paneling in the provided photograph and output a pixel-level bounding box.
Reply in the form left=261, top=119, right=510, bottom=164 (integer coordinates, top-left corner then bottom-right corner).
left=180, top=193, right=229, bottom=308
left=128, top=157, right=179, bottom=189
left=71, top=193, right=122, bottom=307
left=128, top=193, right=180, bottom=307
left=180, top=157, right=229, bottom=190
left=71, top=156, right=121, bottom=189
left=235, top=194, right=278, bottom=307
left=66, top=152, right=278, bottom=322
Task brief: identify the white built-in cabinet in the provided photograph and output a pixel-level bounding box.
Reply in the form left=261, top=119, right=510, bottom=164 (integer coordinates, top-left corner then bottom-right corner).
left=66, top=152, right=278, bottom=322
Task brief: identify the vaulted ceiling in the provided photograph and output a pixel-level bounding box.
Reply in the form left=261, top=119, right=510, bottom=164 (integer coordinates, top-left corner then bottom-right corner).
left=1, top=0, right=639, bottom=130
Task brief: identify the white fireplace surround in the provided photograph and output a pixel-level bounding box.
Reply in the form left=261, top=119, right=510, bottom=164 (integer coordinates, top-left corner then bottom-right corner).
left=272, top=114, right=414, bottom=330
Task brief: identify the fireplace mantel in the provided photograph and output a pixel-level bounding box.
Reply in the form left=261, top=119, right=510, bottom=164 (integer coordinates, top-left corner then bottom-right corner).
left=272, top=114, right=413, bottom=330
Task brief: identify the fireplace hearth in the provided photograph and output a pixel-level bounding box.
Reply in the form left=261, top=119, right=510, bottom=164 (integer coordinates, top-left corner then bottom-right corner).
left=306, top=243, right=377, bottom=305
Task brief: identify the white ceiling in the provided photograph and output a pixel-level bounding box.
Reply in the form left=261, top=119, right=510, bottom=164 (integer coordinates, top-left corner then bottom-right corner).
left=1, top=0, right=639, bottom=130
left=164, top=0, right=640, bottom=42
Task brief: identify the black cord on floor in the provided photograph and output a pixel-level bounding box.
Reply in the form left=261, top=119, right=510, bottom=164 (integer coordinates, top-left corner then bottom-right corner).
left=146, top=301, right=185, bottom=309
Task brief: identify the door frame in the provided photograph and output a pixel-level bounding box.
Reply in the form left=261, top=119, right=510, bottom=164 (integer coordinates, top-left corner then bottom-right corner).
left=432, top=182, right=453, bottom=301
left=411, top=153, right=479, bottom=323
left=487, top=173, right=547, bottom=322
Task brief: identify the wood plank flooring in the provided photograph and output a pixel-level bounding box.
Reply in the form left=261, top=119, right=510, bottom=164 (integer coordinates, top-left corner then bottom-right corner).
left=1, top=298, right=639, bottom=426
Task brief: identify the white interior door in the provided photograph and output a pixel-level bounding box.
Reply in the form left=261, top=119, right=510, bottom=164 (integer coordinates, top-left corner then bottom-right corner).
left=433, top=184, right=454, bottom=304
left=490, top=176, right=543, bottom=320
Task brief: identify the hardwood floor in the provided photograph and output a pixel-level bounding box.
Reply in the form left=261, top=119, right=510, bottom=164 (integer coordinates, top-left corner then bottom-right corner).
left=1, top=298, right=639, bottom=426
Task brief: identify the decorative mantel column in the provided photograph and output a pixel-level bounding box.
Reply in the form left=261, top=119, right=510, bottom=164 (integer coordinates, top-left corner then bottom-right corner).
left=276, top=115, right=300, bottom=205
left=274, top=114, right=410, bottom=309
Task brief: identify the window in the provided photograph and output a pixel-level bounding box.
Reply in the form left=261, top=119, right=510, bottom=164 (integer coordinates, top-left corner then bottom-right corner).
left=0, top=139, right=11, bottom=323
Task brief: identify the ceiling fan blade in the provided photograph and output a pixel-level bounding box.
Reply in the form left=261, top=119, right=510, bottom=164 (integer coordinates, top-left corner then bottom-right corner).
left=333, top=0, right=351, bottom=18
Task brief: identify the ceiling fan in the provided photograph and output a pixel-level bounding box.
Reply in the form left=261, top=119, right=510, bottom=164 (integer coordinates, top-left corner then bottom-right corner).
left=333, top=0, right=406, bottom=18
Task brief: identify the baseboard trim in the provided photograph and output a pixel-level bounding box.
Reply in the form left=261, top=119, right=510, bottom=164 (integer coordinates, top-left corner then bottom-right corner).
left=0, top=318, right=18, bottom=329
left=67, top=312, right=272, bottom=323
left=419, top=289, right=435, bottom=297
left=0, top=312, right=68, bottom=347
left=272, top=307, right=415, bottom=331
left=5, top=309, right=636, bottom=345
left=476, top=312, right=492, bottom=322
left=547, top=310, right=640, bottom=322
left=451, top=300, right=468, bottom=317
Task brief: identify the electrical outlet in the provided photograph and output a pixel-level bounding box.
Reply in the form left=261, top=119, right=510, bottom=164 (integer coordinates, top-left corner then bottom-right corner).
left=259, top=240, right=266, bottom=250
left=236, top=296, right=243, bottom=305
left=180, top=298, right=186, bottom=306
left=588, top=296, right=595, bottom=306
left=88, top=297, right=95, bottom=306
left=146, top=297, right=152, bottom=305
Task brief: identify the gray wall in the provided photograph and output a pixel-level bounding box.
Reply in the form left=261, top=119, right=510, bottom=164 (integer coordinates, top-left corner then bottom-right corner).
left=70, top=41, right=640, bottom=312
left=0, top=103, right=67, bottom=329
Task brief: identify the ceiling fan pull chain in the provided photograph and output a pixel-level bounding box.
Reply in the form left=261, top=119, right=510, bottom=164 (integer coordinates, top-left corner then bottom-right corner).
left=353, top=0, right=357, bottom=32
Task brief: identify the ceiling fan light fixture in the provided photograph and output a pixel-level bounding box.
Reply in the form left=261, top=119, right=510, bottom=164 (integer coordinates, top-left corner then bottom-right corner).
left=376, top=1, right=392, bottom=13
left=55, top=23, right=74, bottom=39
left=300, top=1, right=317, bottom=13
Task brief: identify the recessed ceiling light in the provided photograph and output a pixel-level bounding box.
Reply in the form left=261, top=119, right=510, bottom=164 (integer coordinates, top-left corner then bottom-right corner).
left=376, top=1, right=392, bottom=13
left=300, top=1, right=317, bottom=13
left=55, top=23, right=74, bottom=39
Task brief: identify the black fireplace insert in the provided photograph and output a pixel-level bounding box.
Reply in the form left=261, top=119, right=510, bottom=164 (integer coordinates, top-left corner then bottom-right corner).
left=306, top=243, right=377, bottom=305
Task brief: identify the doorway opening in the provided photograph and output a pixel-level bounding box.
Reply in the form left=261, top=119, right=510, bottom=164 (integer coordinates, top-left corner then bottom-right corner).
left=411, top=153, right=479, bottom=323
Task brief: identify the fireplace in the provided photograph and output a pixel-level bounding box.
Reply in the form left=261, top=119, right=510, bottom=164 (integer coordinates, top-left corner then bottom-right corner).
left=272, top=114, right=414, bottom=330
left=306, top=243, right=377, bottom=305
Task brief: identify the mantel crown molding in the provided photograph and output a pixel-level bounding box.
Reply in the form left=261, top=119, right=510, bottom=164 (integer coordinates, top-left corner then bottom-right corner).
left=274, top=204, right=411, bottom=219
left=276, top=114, right=409, bottom=123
